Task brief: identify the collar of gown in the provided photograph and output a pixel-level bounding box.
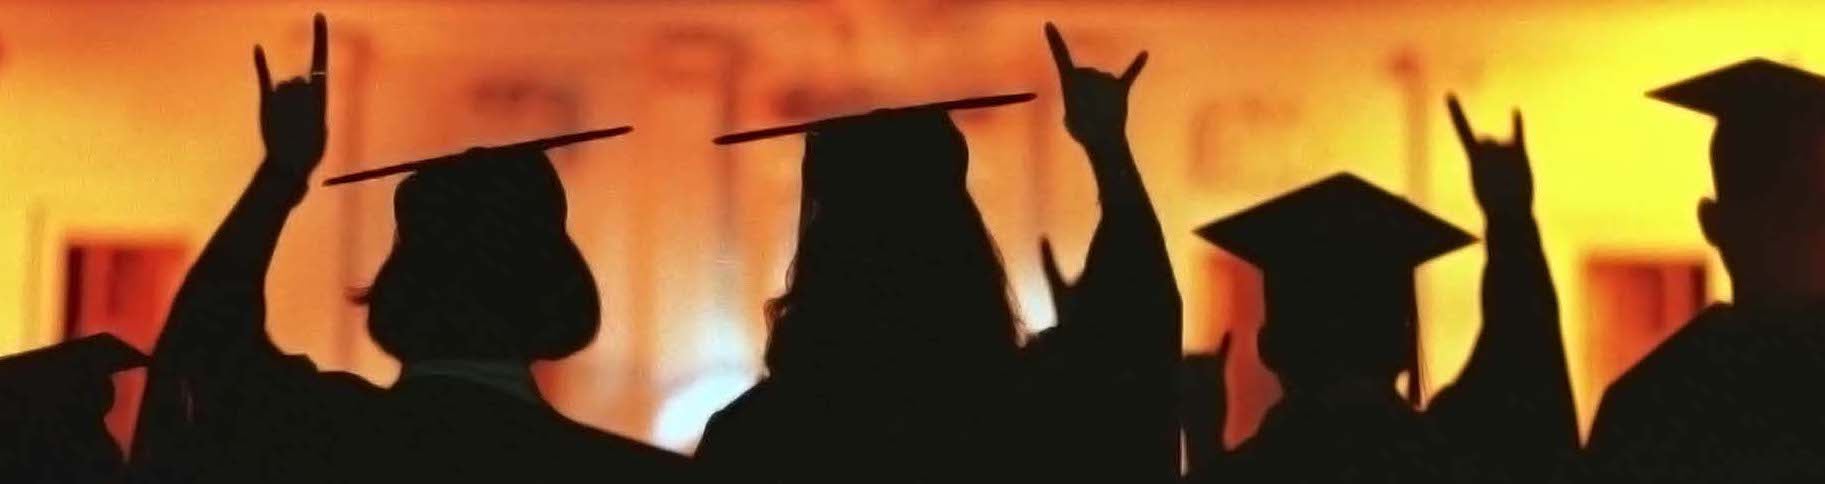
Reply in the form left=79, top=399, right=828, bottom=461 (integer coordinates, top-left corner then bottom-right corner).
left=398, top=359, right=543, bottom=404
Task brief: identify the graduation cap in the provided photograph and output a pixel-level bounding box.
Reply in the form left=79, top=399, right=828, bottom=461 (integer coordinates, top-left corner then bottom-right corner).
left=711, top=93, right=1034, bottom=145
left=1651, top=59, right=1825, bottom=201
left=1651, top=58, right=1825, bottom=120
left=322, top=126, right=633, bottom=186
left=1195, top=173, right=1475, bottom=274
left=1196, top=173, right=1471, bottom=402
left=715, top=93, right=1035, bottom=204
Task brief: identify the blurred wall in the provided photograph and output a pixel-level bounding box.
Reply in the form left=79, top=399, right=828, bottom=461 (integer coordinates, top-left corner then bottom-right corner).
left=0, top=0, right=1813, bottom=450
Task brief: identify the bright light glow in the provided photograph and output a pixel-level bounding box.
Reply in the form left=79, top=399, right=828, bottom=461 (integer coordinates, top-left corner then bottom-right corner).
left=652, top=369, right=759, bottom=452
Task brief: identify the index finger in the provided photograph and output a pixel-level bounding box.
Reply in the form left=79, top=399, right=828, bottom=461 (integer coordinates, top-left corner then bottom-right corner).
left=254, top=45, right=272, bottom=95
left=1511, top=109, right=1524, bottom=146
left=310, top=14, right=328, bottom=75
left=1120, top=51, right=1148, bottom=85
left=1044, top=23, right=1074, bottom=72
left=1446, top=95, right=1476, bottom=147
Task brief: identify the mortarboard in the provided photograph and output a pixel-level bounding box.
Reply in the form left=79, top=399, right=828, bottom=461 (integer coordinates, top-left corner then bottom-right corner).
left=711, top=93, right=1035, bottom=145
left=0, top=333, right=146, bottom=394
left=1194, top=173, right=1475, bottom=273
left=1195, top=173, right=1468, bottom=404
left=1651, top=59, right=1825, bottom=201
left=1650, top=58, right=1825, bottom=120
left=714, top=93, right=1035, bottom=204
left=323, top=126, right=633, bottom=186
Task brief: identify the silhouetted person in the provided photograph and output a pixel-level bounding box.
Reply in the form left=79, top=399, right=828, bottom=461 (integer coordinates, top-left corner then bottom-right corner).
left=1188, top=173, right=1479, bottom=483
left=1024, top=23, right=1183, bottom=483
left=697, top=96, right=1036, bottom=483
left=129, top=15, right=688, bottom=484
left=0, top=333, right=145, bottom=484
left=1580, top=59, right=1825, bottom=483
left=1423, top=96, right=1579, bottom=482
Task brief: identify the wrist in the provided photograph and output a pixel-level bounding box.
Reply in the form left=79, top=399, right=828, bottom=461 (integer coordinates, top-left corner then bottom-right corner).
left=253, top=160, right=312, bottom=203
left=1077, top=132, right=1130, bottom=153
left=1482, top=208, right=1535, bottom=226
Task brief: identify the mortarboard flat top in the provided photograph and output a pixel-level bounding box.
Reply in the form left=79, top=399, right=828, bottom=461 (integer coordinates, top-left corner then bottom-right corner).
left=1650, top=58, right=1825, bottom=120
left=1195, top=173, right=1475, bottom=272
left=0, top=333, right=146, bottom=382
left=713, top=93, right=1036, bottom=145
left=323, top=126, right=633, bottom=186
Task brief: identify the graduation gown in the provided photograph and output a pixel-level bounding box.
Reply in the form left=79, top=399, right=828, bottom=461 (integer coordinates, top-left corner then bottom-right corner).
left=128, top=164, right=693, bottom=484
left=0, top=365, right=129, bottom=483
left=697, top=375, right=1029, bottom=484
left=1207, top=387, right=1474, bottom=484
left=1581, top=304, right=1825, bottom=483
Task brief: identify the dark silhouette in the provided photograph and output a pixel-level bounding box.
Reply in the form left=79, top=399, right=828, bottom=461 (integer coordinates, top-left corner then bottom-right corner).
left=127, top=15, right=690, bottom=483
left=696, top=22, right=1178, bottom=484
left=1580, top=58, right=1825, bottom=483
left=1181, top=96, right=1573, bottom=483
left=0, top=333, right=145, bottom=483
left=1423, top=96, right=1579, bottom=482
left=1187, top=173, right=1479, bottom=483
left=696, top=100, right=1035, bottom=483
left=1023, top=23, right=1183, bottom=483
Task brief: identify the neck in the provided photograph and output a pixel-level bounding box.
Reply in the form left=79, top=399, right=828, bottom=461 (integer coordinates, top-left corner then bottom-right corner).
left=400, top=359, right=542, bottom=404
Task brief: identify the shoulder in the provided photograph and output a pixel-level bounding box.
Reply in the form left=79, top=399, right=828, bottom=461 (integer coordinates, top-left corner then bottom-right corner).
left=697, top=379, right=778, bottom=451
left=1606, top=307, right=1740, bottom=398
left=570, top=425, right=697, bottom=478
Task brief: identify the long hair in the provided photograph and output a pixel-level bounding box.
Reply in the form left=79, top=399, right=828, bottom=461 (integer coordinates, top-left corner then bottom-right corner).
left=761, top=113, right=1021, bottom=382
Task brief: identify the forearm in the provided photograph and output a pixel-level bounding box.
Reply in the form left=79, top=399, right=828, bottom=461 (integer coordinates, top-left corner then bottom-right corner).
left=1453, top=212, right=1578, bottom=449
left=1476, top=213, right=1565, bottom=372
left=155, top=160, right=308, bottom=371
left=1076, top=140, right=1180, bottom=337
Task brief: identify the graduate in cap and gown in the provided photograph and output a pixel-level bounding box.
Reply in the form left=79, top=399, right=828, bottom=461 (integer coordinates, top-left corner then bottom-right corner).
left=1187, top=173, right=1481, bottom=483
left=694, top=22, right=1176, bottom=483
left=1181, top=96, right=1574, bottom=482
left=129, top=15, right=690, bottom=484
left=0, top=333, right=146, bottom=484
left=1580, top=59, right=1825, bottom=483
left=695, top=93, right=1038, bottom=483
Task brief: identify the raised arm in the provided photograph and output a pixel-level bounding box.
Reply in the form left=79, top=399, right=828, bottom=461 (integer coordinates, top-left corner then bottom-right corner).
left=1043, top=22, right=1179, bottom=359
left=1426, top=96, right=1578, bottom=479
left=1039, top=23, right=1183, bottom=483
left=130, top=15, right=328, bottom=478
left=154, top=13, right=327, bottom=383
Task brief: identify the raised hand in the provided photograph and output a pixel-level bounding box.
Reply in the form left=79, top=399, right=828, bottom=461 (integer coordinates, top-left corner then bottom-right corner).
left=1448, top=95, right=1532, bottom=217
left=1046, top=22, right=1145, bottom=151
left=256, top=14, right=329, bottom=178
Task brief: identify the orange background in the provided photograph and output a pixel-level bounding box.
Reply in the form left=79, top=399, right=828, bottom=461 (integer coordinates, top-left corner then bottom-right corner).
left=0, top=0, right=1801, bottom=452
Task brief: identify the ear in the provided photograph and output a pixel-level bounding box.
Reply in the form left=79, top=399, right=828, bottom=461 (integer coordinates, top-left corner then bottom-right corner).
left=1698, top=197, right=1725, bottom=249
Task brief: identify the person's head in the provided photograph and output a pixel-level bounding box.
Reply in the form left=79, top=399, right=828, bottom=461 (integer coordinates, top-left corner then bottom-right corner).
left=1698, top=118, right=1825, bottom=306
left=1656, top=59, right=1825, bottom=307
left=762, top=110, right=1020, bottom=379
left=358, top=149, right=599, bottom=363
left=1257, top=269, right=1415, bottom=392
left=1196, top=173, right=1472, bottom=394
